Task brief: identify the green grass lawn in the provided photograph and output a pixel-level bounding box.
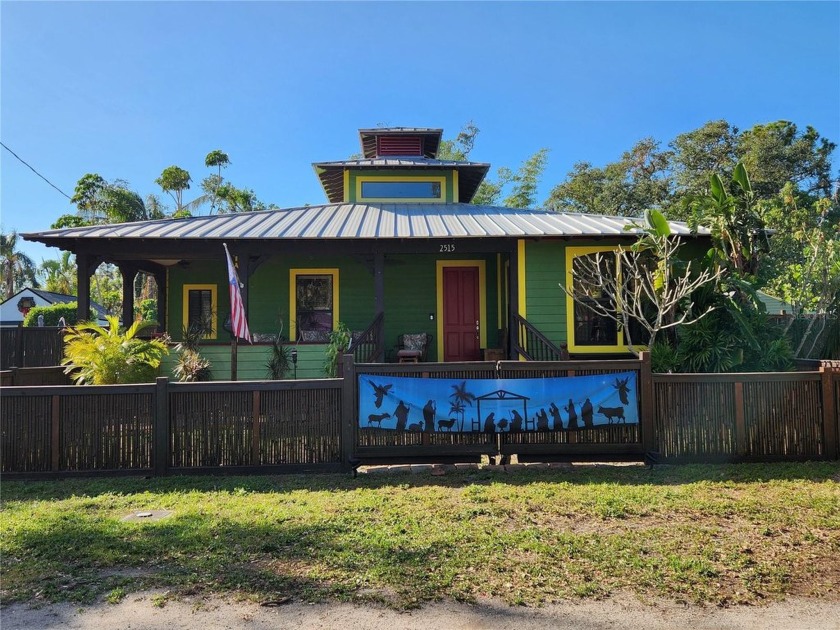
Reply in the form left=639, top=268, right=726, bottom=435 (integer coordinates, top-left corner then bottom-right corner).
left=2, top=463, right=838, bottom=608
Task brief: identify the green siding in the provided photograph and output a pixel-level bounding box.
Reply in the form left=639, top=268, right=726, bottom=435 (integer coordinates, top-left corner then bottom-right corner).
left=161, top=343, right=330, bottom=381
left=524, top=241, right=566, bottom=346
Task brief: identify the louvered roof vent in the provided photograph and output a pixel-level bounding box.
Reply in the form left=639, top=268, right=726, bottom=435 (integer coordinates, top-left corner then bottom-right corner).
left=377, top=135, right=423, bottom=157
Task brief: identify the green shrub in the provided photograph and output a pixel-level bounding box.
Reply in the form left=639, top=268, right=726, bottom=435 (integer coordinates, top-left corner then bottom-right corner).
left=23, top=302, right=95, bottom=326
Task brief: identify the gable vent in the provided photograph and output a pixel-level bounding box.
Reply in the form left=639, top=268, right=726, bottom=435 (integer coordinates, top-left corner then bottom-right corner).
left=377, top=136, right=423, bottom=157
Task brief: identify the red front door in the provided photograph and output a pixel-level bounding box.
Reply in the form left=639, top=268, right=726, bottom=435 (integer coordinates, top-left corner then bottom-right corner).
left=442, top=266, right=481, bottom=362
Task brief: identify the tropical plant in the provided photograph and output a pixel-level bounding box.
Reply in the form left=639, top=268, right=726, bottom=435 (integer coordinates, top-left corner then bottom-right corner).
left=266, top=338, right=292, bottom=380
left=449, top=381, right=476, bottom=432
left=265, top=316, right=292, bottom=379
left=39, top=252, right=76, bottom=295
left=324, top=321, right=351, bottom=377
left=0, top=230, right=37, bottom=300
left=62, top=315, right=168, bottom=385
left=155, top=165, right=192, bottom=216
left=172, top=321, right=212, bottom=382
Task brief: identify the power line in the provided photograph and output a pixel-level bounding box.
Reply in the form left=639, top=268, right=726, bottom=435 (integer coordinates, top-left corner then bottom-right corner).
left=1, top=141, right=72, bottom=200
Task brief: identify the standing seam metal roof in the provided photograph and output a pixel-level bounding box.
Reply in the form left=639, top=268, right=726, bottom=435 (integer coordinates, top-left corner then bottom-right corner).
left=23, top=203, right=708, bottom=244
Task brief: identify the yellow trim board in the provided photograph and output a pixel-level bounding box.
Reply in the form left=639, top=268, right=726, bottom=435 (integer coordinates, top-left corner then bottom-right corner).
left=435, top=260, right=487, bottom=361
left=343, top=170, right=350, bottom=203
left=356, top=174, right=447, bottom=203
left=517, top=240, right=527, bottom=360
left=452, top=169, right=459, bottom=203
left=289, top=268, right=340, bottom=340
left=182, top=284, right=218, bottom=340
left=564, top=246, right=630, bottom=354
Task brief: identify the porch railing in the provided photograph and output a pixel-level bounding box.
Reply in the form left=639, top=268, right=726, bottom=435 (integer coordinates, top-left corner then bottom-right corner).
left=511, top=314, right=568, bottom=361
left=350, top=312, right=385, bottom=363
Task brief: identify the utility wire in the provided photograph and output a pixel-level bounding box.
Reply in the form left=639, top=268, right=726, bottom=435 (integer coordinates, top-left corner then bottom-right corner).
left=1, top=141, right=72, bottom=200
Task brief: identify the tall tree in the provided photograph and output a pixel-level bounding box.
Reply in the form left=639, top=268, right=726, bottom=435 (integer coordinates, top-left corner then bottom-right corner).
left=156, top=165, right=192, bottom=217
left=39, top=252, right=77, bottom=295
left=203, top=150, right=230, bottom=214
left=61, top=174, right=151, bottom=226
left=0, top=230, right=37, bottom=299
left=546, top=139, right=672, bottom=216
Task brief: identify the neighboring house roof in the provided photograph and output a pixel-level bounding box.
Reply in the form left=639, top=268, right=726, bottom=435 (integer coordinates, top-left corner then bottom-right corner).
left=313, top=158, right=490, bottom=203
left=0, top=287, right=109, bottom=320
left=23, top=203, right=709, bottom=244
left=757, top=290, right=800, bottom=316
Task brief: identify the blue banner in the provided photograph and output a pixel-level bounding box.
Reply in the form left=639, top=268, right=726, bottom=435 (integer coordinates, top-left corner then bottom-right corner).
left=358, top=372, right=638, bottom=432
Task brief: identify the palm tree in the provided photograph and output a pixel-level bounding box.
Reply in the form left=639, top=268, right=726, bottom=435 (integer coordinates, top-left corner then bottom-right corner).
left=449, top=381, right=476, bottom=432
left=0, top=230, right=37, bottom=300
left=40, top=252, right=77, bottom=295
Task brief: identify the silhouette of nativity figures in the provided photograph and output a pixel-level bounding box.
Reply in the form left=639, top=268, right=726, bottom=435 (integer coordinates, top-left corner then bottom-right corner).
left=510, top=409, right=524, bottom=432
left=483, top=412, right=496, bottom=433
left=564, top=399, right=578, bottom=430
left=548, top=403, right=563, bottom=431
left=394, top=400, right=410, bottom=431
left=536, top=408, right=550, bottom=431
left=581, top=398, right=594, bottom=428
left=423, top=400, right=436, bottom=433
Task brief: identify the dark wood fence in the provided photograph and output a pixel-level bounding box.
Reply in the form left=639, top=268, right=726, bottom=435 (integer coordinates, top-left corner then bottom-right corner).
left=2, top=357, right=838, bottom=477
left=0, top=326, right=66, bottom=370
left=652, top=370, right=838, bottom=462
left=2, top=378, right=344, bottom=478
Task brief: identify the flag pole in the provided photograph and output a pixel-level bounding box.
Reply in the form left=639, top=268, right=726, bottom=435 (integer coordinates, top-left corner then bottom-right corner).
left=224, top=242, right=252, bottom=382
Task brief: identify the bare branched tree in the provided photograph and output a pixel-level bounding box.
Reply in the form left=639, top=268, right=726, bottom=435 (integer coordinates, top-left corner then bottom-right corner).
left=561, top=211, right=724, bottom=356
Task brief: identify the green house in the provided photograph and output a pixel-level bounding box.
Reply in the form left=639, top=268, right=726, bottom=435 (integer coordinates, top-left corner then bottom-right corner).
left=24, top=127, right=706, bottom=379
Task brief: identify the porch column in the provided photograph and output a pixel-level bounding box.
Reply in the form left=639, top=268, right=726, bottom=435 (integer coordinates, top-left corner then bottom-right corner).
left=508, top=245, right=520, bottom=359
left=119, top=263, right=139, bottom=327
left=153, top=269, right=167, bottom=333
left=374, top=252, right=385, bottom=359
left=76, top=253, right=92, bottom=323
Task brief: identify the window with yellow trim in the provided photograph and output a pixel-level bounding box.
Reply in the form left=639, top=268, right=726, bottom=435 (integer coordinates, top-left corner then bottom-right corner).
left=565, top=247, right=650, bottom=353
left=356, top=175, right=446, bottom=202
left=182, top=284, right=217, bottom=339
left=290, top=269, right=339, bottom=342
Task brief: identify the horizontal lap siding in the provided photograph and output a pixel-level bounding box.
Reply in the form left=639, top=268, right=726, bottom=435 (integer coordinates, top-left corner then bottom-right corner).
left=384, top=256, right=438, bottom=361
left=524, top=241, right=566, bottom=347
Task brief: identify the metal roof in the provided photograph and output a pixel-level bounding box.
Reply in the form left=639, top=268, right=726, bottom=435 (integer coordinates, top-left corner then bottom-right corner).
left=313, top=158, right=491, bottom=203
left=23, top=203, right=708, bottom=244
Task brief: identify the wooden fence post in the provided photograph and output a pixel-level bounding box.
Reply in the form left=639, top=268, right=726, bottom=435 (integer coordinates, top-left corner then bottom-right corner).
left=14, top=326, right=24, bottom=368
left=154, top=377, right=170, bottom=476
left=639, top=352, right=655, bottom=453
left=821, top=367, right=837, bottom=460
left=340, top=354, right=356, bottom=472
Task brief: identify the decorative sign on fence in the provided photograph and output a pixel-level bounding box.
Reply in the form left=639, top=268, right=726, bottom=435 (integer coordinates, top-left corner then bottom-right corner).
left=357, top=372, right=638, bottom=433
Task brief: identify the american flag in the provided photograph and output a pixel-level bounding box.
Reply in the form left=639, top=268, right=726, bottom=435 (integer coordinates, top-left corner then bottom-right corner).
left=224, top=243, right=251, bottom=343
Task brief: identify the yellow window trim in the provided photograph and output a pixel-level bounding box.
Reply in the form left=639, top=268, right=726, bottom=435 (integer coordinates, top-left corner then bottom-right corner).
left=435, top=260, right=487, bottom=361
left=564, top=246, right=631, bottom=354
left=182, top=284, right=218, bottom=340
left=356, top=174, right=447, bottom=203
left=289, top=268, right=340, bottom=341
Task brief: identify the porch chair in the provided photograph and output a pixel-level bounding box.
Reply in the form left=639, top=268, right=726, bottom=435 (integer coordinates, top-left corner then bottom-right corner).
left=396, top=333, right=432, bottom=363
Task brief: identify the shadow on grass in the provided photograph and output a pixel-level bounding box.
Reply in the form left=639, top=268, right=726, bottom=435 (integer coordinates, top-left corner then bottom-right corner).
left=3, top=461, right=838, bottom=503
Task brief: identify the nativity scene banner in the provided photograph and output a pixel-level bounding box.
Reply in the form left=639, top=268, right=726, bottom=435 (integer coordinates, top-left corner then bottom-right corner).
left=357, top=371, right=638, bottom=433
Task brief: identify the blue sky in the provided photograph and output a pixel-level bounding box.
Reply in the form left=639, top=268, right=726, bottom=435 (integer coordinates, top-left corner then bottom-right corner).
left=2, top=1, right=838, bottom=265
